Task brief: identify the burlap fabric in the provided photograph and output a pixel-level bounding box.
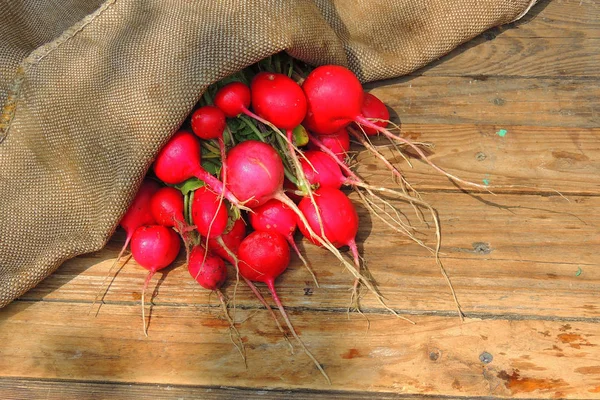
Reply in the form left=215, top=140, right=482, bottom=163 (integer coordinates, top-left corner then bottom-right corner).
left=0, top=0, right=536, bottom=308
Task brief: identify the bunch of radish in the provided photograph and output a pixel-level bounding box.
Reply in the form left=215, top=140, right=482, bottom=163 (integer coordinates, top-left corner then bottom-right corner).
left=95, top=53, right=473, bottom=383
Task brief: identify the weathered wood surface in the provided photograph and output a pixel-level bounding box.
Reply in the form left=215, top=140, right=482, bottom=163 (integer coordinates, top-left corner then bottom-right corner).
left=2, top=302, right=600, bottom=398
left=0, top=0, right=598, bottom=398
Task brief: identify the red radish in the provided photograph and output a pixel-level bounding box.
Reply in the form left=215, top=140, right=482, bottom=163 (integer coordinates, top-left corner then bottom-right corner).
left=150, top=186, right=188, bottom=230
left=302, top=65, right=364, bottom=135
left=308, top=129, right=350, bottom=161
left=191, top=105, right=226, bottom=140
left=191, top=186, right=229, bottom=239
left=249, top=199, right=317, bottom=286
left=302, top=65, right=487, bottom=190
left=130, top=225, right=180, bottom=336
left=190, top=105, right=229, bottom=188
left=300, top=150, right=345, bottom=190
left=214, top=82, right=252, bottom=118
left=250, top=72, right=307, bottom=131
left=92, top=179, right=160, bottom=312
left=188, top=245, right=228, bottom=291
left=297, top=187, right=359, bottom=252
left=152, top=130, right=247, bottom=210
left=226, top=140, right=285, bottom=208
left=357, top=92, right=390, bottom=136
left=297, top=187, right=362, bottom=309
left=238, top=231, right=330, bottom=383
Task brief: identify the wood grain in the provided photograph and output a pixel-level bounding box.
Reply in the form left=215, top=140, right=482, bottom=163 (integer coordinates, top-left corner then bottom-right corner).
left=0, top=378, right=466, bottom=400
left=419, top=37, right=599, bottom=78
left=412, top=0, right=600, bottom=78
left=498, top=0, right=600, bottom=40
left=1, top=302, right=599, bottom=398
left=365, top=77, right=599, bottom=128
left=19, top=192, right=599, bottom=320
left=352, top=124, right=600, bottom=195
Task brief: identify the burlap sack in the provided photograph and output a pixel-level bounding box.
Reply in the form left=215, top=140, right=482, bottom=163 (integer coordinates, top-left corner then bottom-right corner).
left=0, top=0, right=536, bottom=308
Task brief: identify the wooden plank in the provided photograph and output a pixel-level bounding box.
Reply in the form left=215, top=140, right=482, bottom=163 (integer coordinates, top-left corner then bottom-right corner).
left=412, top=0, right=600, bottom=78
left=0, top=378, right=458, bottom=400
left=418, top=37, right=599, bottom=78
left=353, top=124, right=600, bottom=195
left=19, top=192, right=600, bottom=320
left=365, top=77, right=599, bottom=128
left=500, top=0, right=600, bottom=39
left=1, top=302, right=599, bottom=398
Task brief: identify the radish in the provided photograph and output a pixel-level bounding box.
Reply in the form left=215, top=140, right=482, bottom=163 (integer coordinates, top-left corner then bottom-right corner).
left=191, top=186, right=229, bottom=239
left=296, top=187, right=363, bottom=311
left=250, top=72, right=307, bottom=131
left=225, top=140, right=286, bottom=208
left=188, top=245, right=227, bottom=291
left=214, top=82, right=252, bottom=118
left=91, top=179, right=160, bottom=313
left=308, top=128, right=350, bottom=161
left=300, top=150, right=346, bottom=190
left=152, top=130, right=248, bottom=211
left=357, top=92, right=390, bottom=136
left=238, top=231, right=330, bottom=384
left=249, top=199, right=318, bottom=286
left=150, top=186, right=194, bottom=232
left=130, top=225, right=181, bottom=336
left=297, top=187, right=359, bottom=256
left=190, top=105, right=229, bottom=190
left=188, top=244, right=246, bottom=363
left=302, top=65, right=488, bottom=191
left=191, top=105, right=227, bottom=141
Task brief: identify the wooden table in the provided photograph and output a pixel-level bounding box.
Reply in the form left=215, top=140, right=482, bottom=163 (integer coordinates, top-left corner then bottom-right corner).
left=1, top=0, right=598, bottom=398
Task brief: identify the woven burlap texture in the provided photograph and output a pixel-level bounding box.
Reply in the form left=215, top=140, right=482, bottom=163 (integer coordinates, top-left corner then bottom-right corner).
left=0, top=0, right=536, bottom=308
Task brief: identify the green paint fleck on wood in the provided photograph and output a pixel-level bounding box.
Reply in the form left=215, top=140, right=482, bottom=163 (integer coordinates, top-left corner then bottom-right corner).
left=497, top=129, right=507, bottom=137
left=483, top=178, right=490, bottom=186
left=576, top=267, right=582, bottom=277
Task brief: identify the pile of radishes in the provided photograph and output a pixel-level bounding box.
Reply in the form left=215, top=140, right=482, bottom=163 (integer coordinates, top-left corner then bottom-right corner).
left=95, top=54, right=472, bottom=383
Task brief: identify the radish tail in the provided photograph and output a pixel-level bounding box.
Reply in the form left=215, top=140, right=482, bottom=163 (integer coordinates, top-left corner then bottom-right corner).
left=242, top=276, right=294, bottom=353
left=216, top=289, right=247, bottom=367
left=344, top=181, right=463, bottom=322
left=287, top=235, right=319, bottom=288
left=216, top=236, right=241, bottom=323
left=266, top=280, right=331, bottom=385
left=354, top=116, right=490, bottom=191
left=90, top=234, right=132, bottom=316
left=141, top=270, right=156, bottom=337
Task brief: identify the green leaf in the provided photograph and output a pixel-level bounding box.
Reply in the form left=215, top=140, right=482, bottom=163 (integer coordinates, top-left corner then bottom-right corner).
left=176, top=178, right=205, bottom=195
left=201, top=159, right=222, bottom=176
left=292, top=125, right=309, bottom=147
